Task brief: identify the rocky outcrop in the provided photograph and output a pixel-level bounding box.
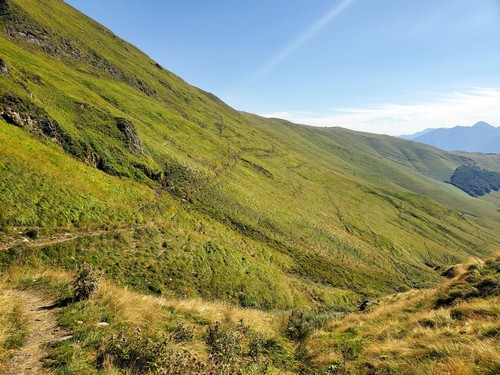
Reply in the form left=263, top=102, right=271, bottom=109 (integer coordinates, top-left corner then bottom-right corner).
left=2, top=2, right=156, bottom=98
left=0, top=0, right=10, bottom=17
left=0, top=94, right=66, bottom=142
left=359, top=300, right=371, bottom=311
left=116, top=117, right=144, bottom=153
left=0, top=58, right=10, bottom=75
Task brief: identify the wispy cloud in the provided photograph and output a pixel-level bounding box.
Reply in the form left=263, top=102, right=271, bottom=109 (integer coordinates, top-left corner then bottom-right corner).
left=247, top=0, right=355, bottom=82
left=262, top=87, right=500, bottom=135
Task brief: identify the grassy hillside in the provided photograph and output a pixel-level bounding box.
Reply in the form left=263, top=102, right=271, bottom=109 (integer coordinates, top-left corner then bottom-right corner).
left=1, top=256, right=498, bottom=374
left=312, top=256, right=500, bottom=374
left=0, top=0, right=499, bottom=316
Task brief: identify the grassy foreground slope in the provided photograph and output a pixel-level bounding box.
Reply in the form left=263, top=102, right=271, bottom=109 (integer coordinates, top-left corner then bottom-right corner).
left=1, top=255, right=498, bottom=374
left=0, top=0, right=499, bottom=313
left=311, top=256, right=500, bottom=374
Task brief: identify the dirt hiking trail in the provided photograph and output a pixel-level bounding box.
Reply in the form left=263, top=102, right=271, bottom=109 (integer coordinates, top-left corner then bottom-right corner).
left=2, top=290, right=71, bottom=375
left=0, top=221, right=158, bottom=251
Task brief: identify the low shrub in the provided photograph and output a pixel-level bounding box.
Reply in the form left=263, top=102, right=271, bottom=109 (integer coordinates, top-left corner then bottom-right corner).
left=285, top=311, right=313, bottom=342
left=72, top=262, right=100, bottom=301
left=169, top=322, right=194, bottom=343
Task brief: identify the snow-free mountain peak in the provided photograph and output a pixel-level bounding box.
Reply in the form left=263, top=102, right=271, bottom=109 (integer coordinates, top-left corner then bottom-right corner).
left=401, top=122, right=500, bottom=153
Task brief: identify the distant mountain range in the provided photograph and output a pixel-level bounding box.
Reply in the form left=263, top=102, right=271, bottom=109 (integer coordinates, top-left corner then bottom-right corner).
left=400, top=121, right=500, bottom=154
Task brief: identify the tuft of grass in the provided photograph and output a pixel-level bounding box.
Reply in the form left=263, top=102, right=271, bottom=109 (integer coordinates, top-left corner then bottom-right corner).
left=0, top=291, right=29, bottom=352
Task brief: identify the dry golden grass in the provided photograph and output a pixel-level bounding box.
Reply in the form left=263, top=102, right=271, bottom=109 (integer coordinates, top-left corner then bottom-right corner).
left=92, top=279, right=283, bottom=338
left=0, top=265, right=72, bottom=286
left=1, top=257, right=497, bottom=374
left=96, top=282, right=167, bottom=328
left=158, top=297, right=281, bottom=336
left=82, top=278, right=295, bottom=374
left=312, top=258, right=500, bottom=374
left=0, top=288, right=27, bottom=356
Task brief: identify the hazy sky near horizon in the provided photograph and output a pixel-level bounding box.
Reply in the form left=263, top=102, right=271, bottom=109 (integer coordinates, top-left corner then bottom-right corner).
left=65, top=0, right=500, bottom=135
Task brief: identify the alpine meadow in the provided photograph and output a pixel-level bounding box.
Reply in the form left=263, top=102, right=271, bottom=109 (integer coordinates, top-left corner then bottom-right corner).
left=0, top=0, right=499, bottom=374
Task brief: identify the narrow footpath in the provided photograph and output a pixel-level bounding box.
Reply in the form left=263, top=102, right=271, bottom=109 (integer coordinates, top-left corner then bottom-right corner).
left=2, top=290, right=71, bottom=375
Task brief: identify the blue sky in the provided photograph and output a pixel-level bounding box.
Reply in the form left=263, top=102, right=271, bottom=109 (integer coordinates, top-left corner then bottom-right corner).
left=65, top=0, right=500, bottom=135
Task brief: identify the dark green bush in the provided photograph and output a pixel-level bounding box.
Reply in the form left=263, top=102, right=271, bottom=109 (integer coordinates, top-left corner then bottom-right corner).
left=449, top=165, right=500, bottom=197
left=24, top=228, right=38, bottom=239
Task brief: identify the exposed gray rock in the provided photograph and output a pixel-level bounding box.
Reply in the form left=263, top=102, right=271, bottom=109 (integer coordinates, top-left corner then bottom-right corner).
left=0, top=94, right=65, bottom=143
left=359, top=300, right=371, bottom=311
left=0, top=58, right=10, bottom=75
left=0, top=0, right=10, bottom=16
left=52, top=335, right=73, bottom=342
left=116, top=117, right=144, bottom=153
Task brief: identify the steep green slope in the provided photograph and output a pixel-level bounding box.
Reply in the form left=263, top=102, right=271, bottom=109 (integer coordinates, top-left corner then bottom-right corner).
left=294, top=125, right=500, bottom=225
left=0, top=0, right=499, bottom=311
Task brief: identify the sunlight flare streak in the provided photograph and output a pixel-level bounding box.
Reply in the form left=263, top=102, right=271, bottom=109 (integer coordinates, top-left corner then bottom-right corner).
left=248, top=0, right=355, bottom=82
